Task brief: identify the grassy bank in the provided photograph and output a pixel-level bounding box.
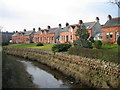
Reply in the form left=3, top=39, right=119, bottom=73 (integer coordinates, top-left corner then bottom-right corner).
left=3, top=47, right=119, bottom=88
left=2, top=53, right=37, bottom=88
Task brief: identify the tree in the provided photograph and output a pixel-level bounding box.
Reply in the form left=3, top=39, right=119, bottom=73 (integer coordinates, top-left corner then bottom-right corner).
left=117, top=36, right=120, bottom=45
left=92, top=40, right=102, bottom=49
left=74, top=23, right=92, bottom=48
left=110, top=0, right=120, bottom=8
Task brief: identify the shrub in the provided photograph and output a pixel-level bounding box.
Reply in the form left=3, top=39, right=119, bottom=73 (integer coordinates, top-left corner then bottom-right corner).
left=117, top=36, right=120, bottom=45
left=2, top=42, right=9, bottom=46
left=52, top=43, right=72, bottom=52
left=93, top=40, right=102, bottom=49
left=36, top=42, right=44, bottom=46
left=68, top=47, right=120, bottom=64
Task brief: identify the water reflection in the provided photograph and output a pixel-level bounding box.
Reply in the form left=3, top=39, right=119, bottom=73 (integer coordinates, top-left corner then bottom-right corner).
left=20, top=61, right=70, bottom=88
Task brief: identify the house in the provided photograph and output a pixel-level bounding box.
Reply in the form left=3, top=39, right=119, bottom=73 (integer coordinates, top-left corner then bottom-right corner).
left=33, top=24, right=63, bottom=44
left=33, top=26, right=57, bottom=44
left=59, top=17, right=102, bottom=43
left=102, top=15, right=120, bottom=44
left=1, top=31, right=15, bottom=44
left=59, top=23, right=76, bottom=43
left=12, top=29, right=35, bottom=43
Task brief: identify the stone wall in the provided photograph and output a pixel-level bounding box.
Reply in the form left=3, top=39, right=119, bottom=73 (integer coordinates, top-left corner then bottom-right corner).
left=3, top=47, right=120, bottom=88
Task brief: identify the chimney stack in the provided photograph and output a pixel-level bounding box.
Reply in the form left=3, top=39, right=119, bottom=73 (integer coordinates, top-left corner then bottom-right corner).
left=59, top=24, right=62, bottom=28
left=38, top=27, right=41, bottom=31
left=47, top=26, right=51, bottom=30
left=108, top=15, right=112, bottom=20
left=79, top=20, right=83, bottom=25
left=66, top=22, right=69, bottom=27
left=24, top=29, right=26, bottom=32
left=96, top=17, right=99, bottom=22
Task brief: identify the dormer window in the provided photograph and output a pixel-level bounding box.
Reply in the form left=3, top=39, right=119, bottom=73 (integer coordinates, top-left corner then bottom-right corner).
left=86, top=26, right=90, bottom=29
left=44, top=31, right=47, bottom=34
left=70, top=28, right=73, bottom=32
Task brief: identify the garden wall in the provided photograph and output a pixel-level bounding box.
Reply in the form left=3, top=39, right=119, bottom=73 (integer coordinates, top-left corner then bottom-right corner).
left=3, top=47, right=120, bottom=88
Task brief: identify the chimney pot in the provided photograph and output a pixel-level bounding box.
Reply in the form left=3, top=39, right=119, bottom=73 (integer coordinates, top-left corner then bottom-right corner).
left=108, top=15, right=112, bottom=20
left=47, top=26, right=51, bottom=29
left=79, top=20, right=83, bottom=24
left=38, top=27, right=41, bottom=31
left=96, top=17, right=99, bottom=22
left=33, top=28, right=35, bottom=32
left=59, top=24, right=62, bottom=28
left=24, top=29, right=26, bottom=32
left=66, top=22, right=69, bottom=27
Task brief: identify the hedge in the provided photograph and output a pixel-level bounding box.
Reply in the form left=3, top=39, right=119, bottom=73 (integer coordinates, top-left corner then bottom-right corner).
left=68, top=47, right=120, bottom=64
left=52, top=43, right=72, bottom=52
left=36, top=42, right=44, bottom=46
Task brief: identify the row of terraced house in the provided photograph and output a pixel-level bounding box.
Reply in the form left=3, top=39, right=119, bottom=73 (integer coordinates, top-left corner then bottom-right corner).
left=12, top=15, right=120, bottom=44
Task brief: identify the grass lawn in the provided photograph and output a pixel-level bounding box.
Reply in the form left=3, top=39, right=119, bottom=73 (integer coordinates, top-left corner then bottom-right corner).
left=102, top=43, right=120, bottom=52
left=5, top=43, right=120, bottom=52
left=6, top=43, right=54, bottom=51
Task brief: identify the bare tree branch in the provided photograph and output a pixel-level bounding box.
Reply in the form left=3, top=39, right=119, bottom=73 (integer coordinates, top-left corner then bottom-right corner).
left=110, top=0, right=120, bottom=8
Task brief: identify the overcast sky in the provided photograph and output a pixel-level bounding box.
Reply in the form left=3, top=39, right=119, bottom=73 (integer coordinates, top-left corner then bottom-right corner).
left=0, top=0, right=118, bottom=32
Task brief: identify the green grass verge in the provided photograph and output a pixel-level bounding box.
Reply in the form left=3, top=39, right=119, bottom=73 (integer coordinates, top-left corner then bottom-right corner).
left=6, top=43, right=120, bottom=52
left=6, top=43, right=54, bottom=51
left=102, top=43, right=120, bottom=52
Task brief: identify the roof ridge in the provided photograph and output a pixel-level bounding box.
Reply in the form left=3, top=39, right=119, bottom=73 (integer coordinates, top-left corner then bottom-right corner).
left=84, top=21, right=96, bottom=23
left=112, top=17, right=120, bottom=19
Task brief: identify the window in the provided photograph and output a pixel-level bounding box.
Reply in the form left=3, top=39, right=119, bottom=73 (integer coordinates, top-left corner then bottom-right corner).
left=70, top=28, right=73, bottom=32
left=116, top=32, right=119, bottom=41
left=106, top=32, right=109, bottom=40
left=86, top=26, right=90, bottom=29
left=70, top=35, right=72, bottom=40
left=62, top=36, right=65, bottom=41
left=110, top=32, right=113, bottom=39
left=52, top=37, right=54, bottom=40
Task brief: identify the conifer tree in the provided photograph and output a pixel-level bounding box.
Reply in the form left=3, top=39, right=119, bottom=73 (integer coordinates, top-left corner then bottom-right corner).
left=74, top=23, right=92, bottom=48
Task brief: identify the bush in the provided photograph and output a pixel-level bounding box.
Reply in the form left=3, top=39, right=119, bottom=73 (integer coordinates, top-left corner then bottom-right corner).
left=117, top=36, right=120, bottom=45
left=2, top=42, right=9, bottom=46
left=52, top=43, right=72, bottom=52
left=68, top=47, right=120, bottom=64
left=93, top=40, right=102, bottom=49
left=36, top=42, right=44, bottom=46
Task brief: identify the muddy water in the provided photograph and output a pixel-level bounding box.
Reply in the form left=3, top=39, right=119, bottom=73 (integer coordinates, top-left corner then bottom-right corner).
left=3, top=54, right=87, bottom=88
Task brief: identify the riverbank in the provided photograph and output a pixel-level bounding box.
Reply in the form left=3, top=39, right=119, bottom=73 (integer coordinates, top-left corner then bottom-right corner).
left=3, top=47, right=120, bottom=88
left=2, top=53, right=37, bottom=88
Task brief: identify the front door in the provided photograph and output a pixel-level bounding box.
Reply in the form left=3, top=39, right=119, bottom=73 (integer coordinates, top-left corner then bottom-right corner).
left=66, top=35, right=68, bottom=43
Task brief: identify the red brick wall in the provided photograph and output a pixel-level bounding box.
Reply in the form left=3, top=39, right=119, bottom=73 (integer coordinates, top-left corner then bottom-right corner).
left=33, top=34, right=39, bottom=43
left=12, top=33, right=32, bottom=44
left=59, top=26, right=92, bottom=43
left=33, top=32, right=55, bottom=44
left=59, top=27, right=75, bottom=43
left=23, top=35, right=31, bottom=43
left=102, top=26, right=120, bottom=44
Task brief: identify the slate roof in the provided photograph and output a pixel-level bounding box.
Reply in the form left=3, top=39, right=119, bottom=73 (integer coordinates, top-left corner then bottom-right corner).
left=24, top=31, right=33, bottom=35
left=12, top=31, right=34, bottom=36
left=60, top=26, right=70, bottom=32
left=83, top=22, right=96, bottom=29
left=34, top=31, right=40, bottom=35
left=103, top=17, right=120, bottom=27
left=12, top=33, right=20, bottom=36
left=47, top=27, right=58, bottom=34
left=60, top=21, right=96, bottom=32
